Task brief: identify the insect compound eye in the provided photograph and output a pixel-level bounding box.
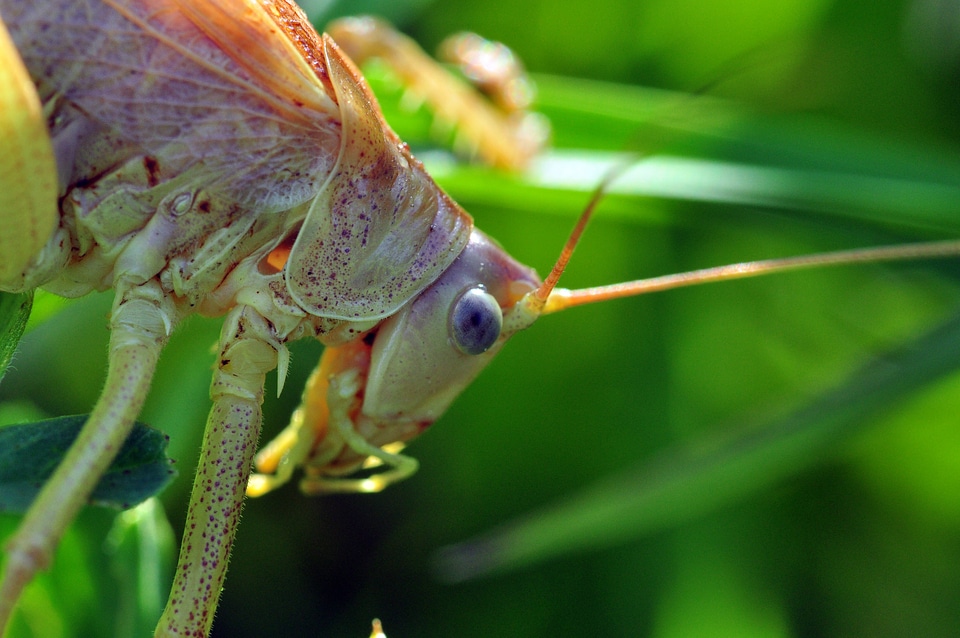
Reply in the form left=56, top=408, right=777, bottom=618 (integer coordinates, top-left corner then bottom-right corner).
left=449, top=287, right=503, bottom=355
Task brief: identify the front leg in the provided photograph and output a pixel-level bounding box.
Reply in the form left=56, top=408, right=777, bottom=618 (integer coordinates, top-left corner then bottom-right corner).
left=299, top=368, right=419, bottom=495
left=155, top=305, right=281, bottom=638
left=248, top=339, right=421, bottom=498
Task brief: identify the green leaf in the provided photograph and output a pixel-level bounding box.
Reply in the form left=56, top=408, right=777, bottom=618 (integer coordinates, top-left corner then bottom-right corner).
left=0, top=292, right=32, bottom=384
left=0, top=416, right=177, bottom=513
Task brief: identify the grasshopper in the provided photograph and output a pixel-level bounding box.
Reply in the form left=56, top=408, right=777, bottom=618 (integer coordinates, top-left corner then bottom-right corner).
left=1, top=1, right=960, bottom=636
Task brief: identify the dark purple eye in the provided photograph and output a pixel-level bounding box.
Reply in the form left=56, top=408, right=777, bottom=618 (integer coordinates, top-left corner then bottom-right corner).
left=449, top=287, right=502, bottom=355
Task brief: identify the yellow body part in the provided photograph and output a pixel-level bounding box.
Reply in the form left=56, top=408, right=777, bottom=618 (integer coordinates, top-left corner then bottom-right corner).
left=248, top=336, right=418, bottom=497
left=0, top=14, right=57, bottom=282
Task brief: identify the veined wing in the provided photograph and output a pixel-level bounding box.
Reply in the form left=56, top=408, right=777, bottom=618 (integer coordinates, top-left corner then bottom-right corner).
left=6, top=0, right=341, bottom=211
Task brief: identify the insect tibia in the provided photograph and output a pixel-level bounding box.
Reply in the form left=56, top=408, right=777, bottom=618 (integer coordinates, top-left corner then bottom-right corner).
left=157, top=304, right=281, bottom=637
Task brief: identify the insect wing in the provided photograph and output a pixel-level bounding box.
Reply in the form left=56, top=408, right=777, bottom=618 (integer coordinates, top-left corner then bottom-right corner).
left=168, top=0, right=331, bottom=117
left=283, top=37, right=473, bottom=320
left=10, top=0, right=338, bottom=213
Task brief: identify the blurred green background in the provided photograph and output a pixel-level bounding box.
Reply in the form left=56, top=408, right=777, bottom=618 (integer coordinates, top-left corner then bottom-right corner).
left=4, top=0, right=960, bottom=635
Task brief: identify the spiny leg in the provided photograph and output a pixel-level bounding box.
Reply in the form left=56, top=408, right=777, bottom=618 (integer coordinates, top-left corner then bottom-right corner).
left=299, top=368, right=418, bottom=495
left=249, top=340, right=419, bottom=497
left=327, top=17, right=548, bottom=170
left=0, top=280, right=178, bottom=632
left=155, top=305, right=280, bottom=638
left=246, top=363, right=336, bottom=498
left=247, top=345, right=355, bottom=497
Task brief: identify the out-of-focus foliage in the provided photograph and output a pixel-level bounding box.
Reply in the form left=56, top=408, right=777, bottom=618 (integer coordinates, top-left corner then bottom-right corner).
left=0, top=293, right=31, bottom=379
left=3, top=0, right=960, bottom=636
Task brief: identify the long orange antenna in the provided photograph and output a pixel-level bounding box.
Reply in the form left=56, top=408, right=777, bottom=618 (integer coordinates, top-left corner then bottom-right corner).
left=521, top=141, right=960, bottom=323
left=542, top=239, right=960, bottom=314
left=528, top=159, right=637, bottom=313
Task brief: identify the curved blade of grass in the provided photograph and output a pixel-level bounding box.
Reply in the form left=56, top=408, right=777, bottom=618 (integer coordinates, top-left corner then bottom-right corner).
left=434, top=305, right=960, bottom=582
left=432, top=150, right=960, bottom=235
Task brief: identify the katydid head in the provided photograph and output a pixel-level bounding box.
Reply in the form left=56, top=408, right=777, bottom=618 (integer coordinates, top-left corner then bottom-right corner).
left=359, top=171, right=614, bottom=424
left=361, top=163, right=633, bottom=424
left=249, top=217, right=594, bottom=495
left=361, top=228, right=540, bottom=422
